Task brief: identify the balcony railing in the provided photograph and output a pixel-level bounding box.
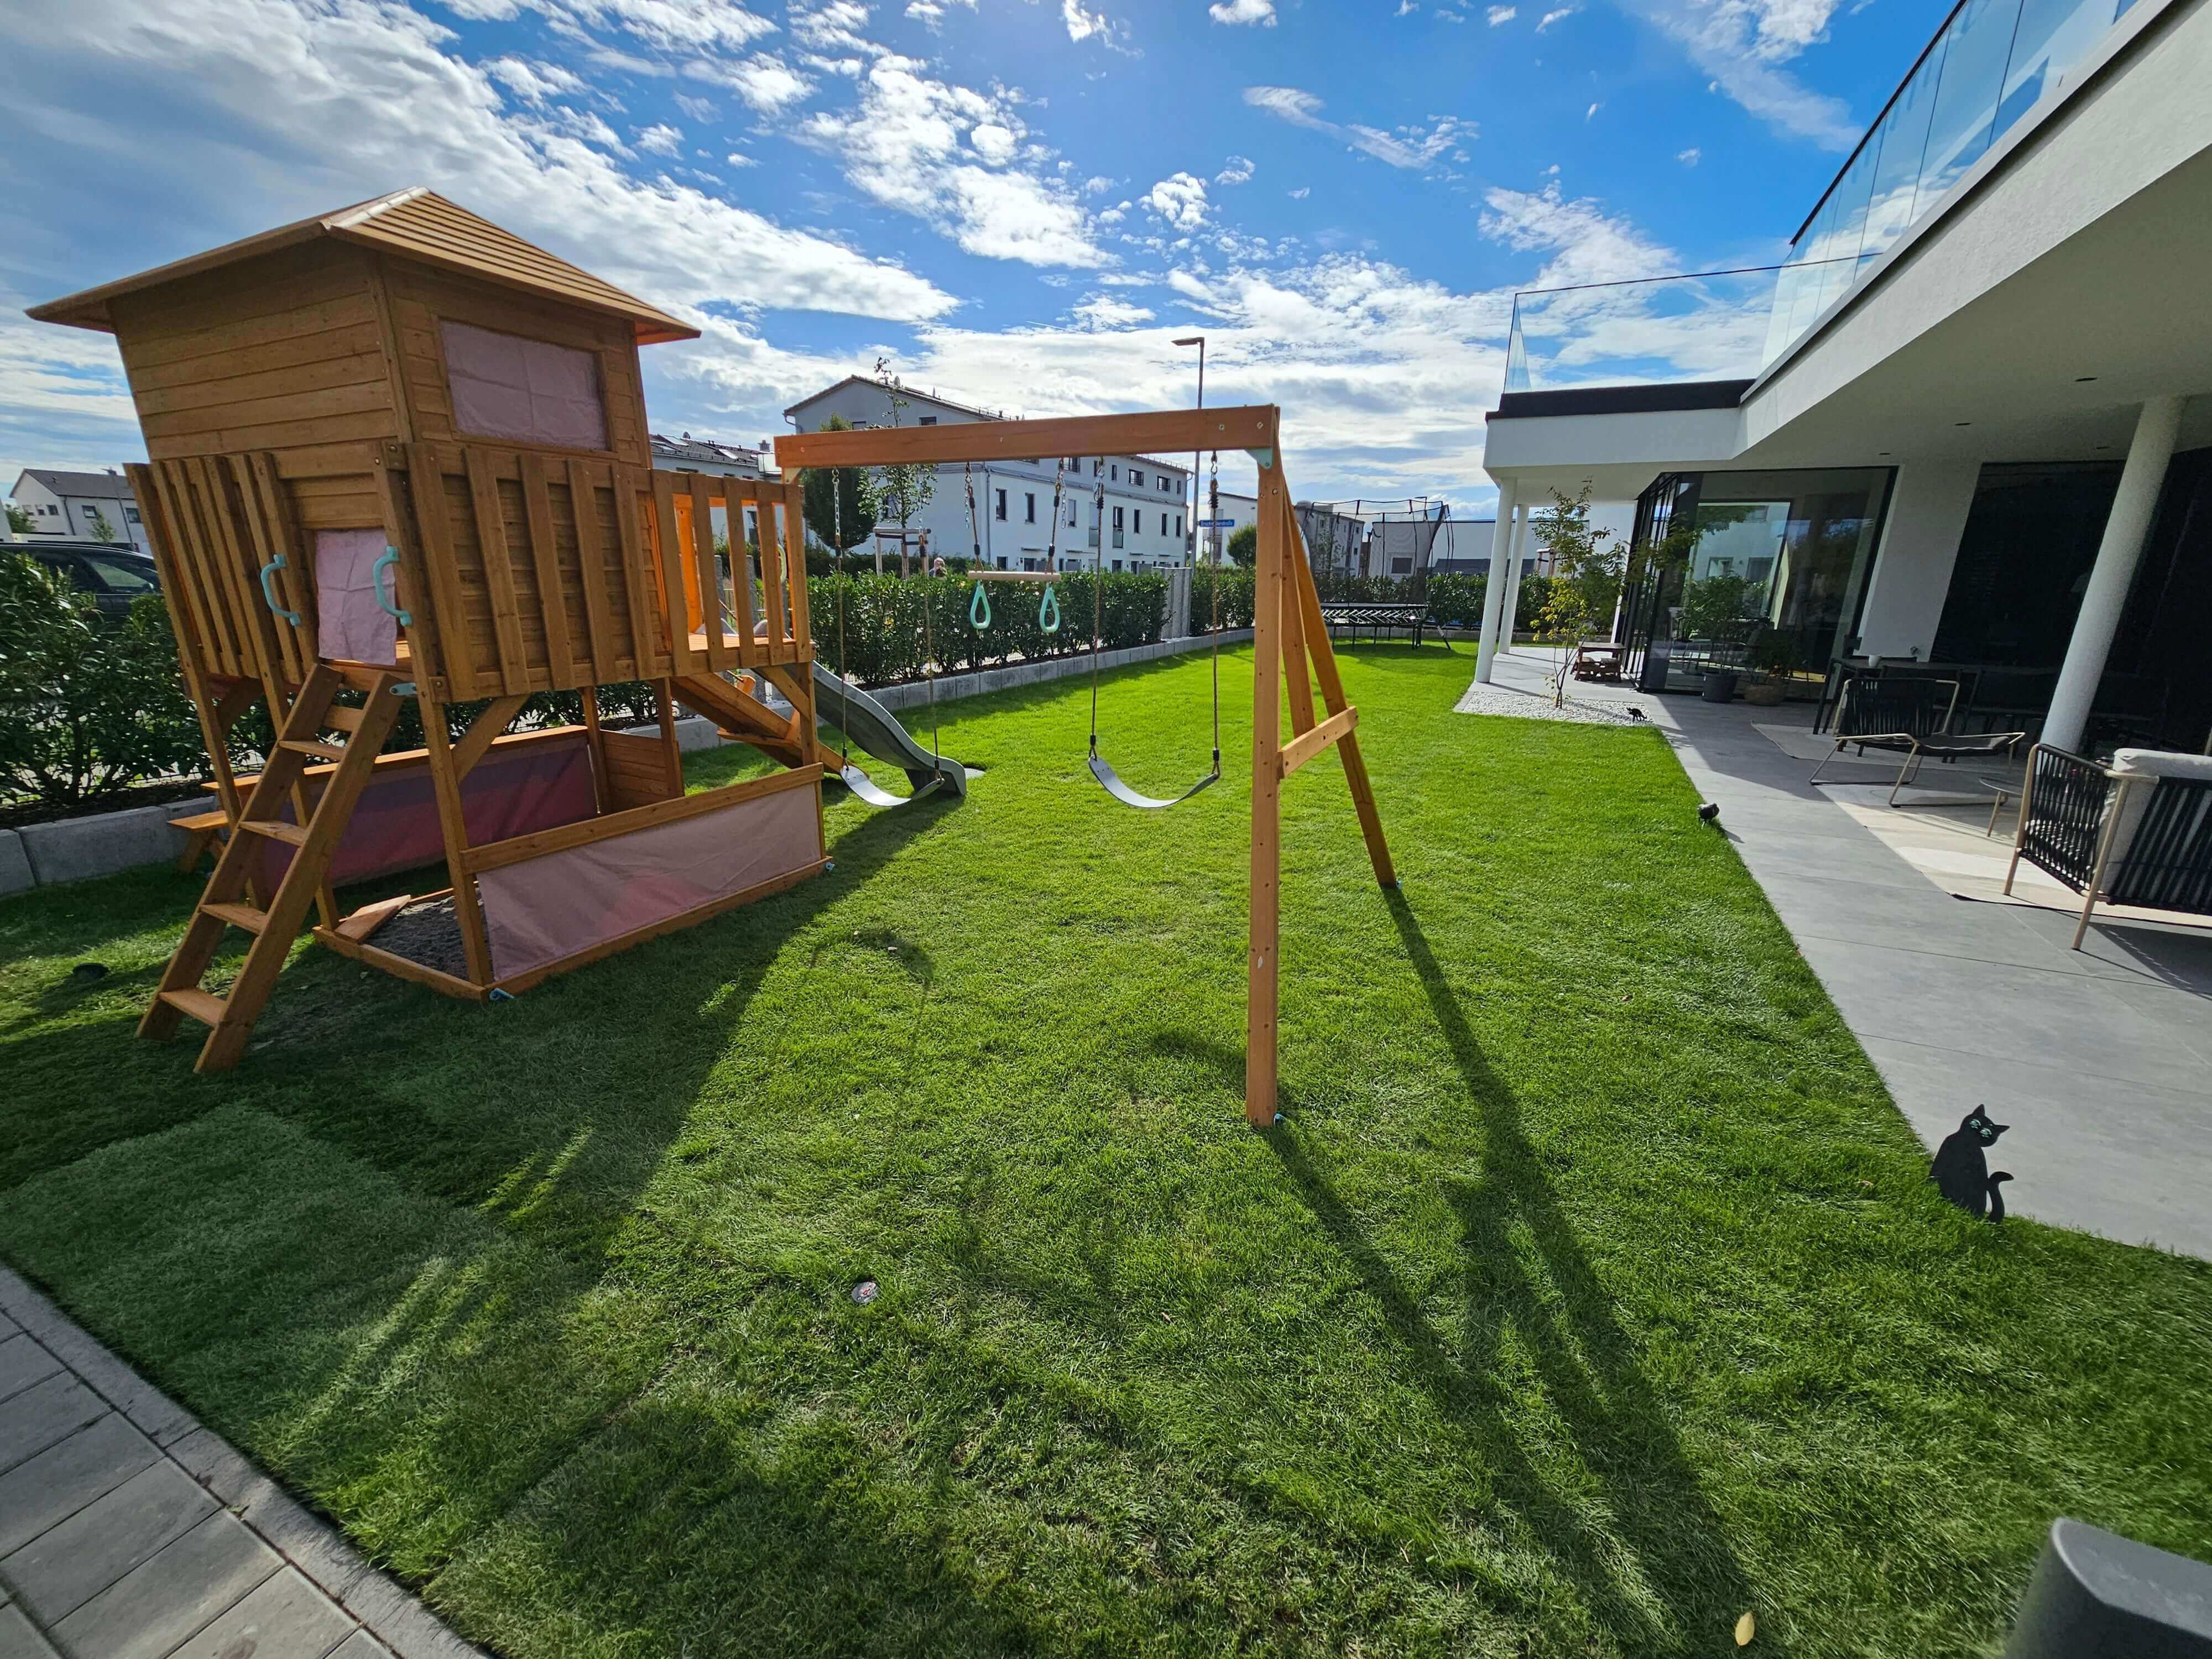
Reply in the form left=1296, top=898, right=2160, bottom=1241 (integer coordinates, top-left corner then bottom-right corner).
left=1505, top=0, right=2140, bottom=397
left=1503, top=262, right=1851, bottom=394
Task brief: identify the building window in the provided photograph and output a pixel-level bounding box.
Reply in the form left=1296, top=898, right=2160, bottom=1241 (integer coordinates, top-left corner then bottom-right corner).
left=1176, top=514, right=1183, bottom=536
left=1068, top=500, right=1079, bottom=527
left=1131, top=470, right=1144, bottom=487
left=1113, top=507, right=1124, bottom=530
left=995, top=488, right=1008, bottom=520
left=1110, top=465, right=1118, bottom=481
left=440, top=320, right=608, bottom=450
left=1025, top=492, right=1036, bottom=523
left=918, top=415, right=938, bottom=425
left=124, top=507, right=141, bottom=524
left=1113, top=559, right=1123, bottom=571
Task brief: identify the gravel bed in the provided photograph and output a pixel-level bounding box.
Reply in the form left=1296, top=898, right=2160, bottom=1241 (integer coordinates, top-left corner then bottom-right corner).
left=1453, top=680, right=1649, bottom=726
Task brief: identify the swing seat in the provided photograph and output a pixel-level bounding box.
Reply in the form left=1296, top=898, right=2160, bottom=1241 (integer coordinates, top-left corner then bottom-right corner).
left=1087, top=749, right=1220, bottom=811
left=837, top=765, right=945, bottom=808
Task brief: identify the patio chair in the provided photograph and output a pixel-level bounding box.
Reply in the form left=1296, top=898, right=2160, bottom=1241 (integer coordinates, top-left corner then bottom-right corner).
left=2007, top=744, right=2212, bottom=947
left=1808, top=675, right=2028, bottom=807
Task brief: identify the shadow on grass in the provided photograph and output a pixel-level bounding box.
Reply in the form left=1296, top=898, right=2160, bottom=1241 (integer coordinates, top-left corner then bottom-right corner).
left=1253, top=888, right=1772, bottom=1652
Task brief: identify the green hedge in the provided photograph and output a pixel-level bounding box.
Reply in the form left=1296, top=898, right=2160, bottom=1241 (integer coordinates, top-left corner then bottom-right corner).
left=811, top=570, right=1169, bottom=687
left=1305, top=569, right=1555, bottom=632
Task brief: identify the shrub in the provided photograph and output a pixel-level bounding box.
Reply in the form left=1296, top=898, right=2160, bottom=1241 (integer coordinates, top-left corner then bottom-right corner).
left=0, top=554, right=205, bottom=806
left=1190, top=565, right=1255, bottom=631
left=811, top=570, right=1167, bottom=686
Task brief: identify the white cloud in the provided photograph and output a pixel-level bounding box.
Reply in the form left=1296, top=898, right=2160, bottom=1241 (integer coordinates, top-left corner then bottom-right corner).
left=485, top=56, right=585, bottom=103
left=1061, top=0, right=1133, bottom=48
left=799, top=56, right=1104, bottom=265
left=789, top=0, right=884, bottom=58
left=1288, top=185, right=1310, bottom=199
left=1072, top=294, right=1154, bottom=328
left=726, top=150, right=759, bottom=164
left=672, top=90, right=714, bottom=119
left=687, top=53, right=813, bottom=112
left=1535, top=6, right=1576, bottom=28
left=453, top=0, right=779, bottom=52
left=1243, top=86, right=1473, bottom=170
left=1609, top=0, right=1857, bottom=147
left=1214, top=154, right=1254, bottom=185
left=1486, top=4, right=1515, bottom=20
left=1395, top=1, right=1416, bottom=13
left=1584, top=100, right=1599, bottom=118
left=635, top=121, right=683, bottom=154
left=1478, top=180, right=1678, bottom=287
left=1082, top=174, right=1116, bottom=194
left=1677, top=145, right=1700, bottom=164
left=1143, top=171, right=1209, bottom=230
left=1209, top=0, right=1276, bottom=24
left=904, top=0, right=972, bottom=24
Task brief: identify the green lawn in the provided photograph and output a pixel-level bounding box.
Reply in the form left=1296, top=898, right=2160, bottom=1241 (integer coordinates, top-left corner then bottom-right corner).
left=2, top=645, right=2206, bottom=1658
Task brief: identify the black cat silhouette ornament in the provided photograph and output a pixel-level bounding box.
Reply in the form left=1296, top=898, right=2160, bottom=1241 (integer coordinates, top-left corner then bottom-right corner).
left=1931, top=1105, right=2013, bottom=1222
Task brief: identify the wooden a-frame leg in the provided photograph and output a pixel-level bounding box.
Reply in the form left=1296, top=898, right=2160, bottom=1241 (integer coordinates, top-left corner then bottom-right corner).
left=1247, top=462, right=1288, bottom=1125
left=1289, top=518, right=1396, bottom=889
left=417, top=692, right=498, bottom=987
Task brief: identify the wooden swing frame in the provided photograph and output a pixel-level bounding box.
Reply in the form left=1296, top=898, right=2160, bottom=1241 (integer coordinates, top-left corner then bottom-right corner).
left=778, top=404, right=1397, bottom=1121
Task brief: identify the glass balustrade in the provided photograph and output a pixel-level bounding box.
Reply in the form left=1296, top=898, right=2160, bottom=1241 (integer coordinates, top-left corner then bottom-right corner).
left=1503, top=0, right=2135, bottom=397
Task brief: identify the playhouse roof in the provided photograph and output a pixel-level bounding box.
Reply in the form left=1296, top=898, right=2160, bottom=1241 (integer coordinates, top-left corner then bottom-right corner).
left=28, top=187, right=700, bottom=345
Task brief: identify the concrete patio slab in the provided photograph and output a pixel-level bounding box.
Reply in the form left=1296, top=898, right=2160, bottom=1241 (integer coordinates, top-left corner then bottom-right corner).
left=0, top=1269, right=481, bottom=1659
left=1465, top=650, right=2212, bottom=1259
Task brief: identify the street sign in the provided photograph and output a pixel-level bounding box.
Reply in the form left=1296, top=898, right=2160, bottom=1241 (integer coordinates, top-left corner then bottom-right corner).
left=1196, top=518, right=1237, bottom=528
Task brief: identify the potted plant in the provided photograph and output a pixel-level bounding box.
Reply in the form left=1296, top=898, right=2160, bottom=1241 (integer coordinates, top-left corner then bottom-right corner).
left=1743, top=628, right=1798, bottom=706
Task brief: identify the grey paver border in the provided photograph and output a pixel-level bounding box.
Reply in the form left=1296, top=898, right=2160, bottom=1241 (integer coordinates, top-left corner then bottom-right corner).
left=0, top=1267, right=484, bottom=1659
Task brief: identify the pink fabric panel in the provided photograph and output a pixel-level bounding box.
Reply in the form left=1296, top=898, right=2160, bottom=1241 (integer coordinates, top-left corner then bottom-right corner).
left=477, top=782, right=821, bottom=982
left=440, top=320, right=609, bottom=451
left=315, top=529, right=399, bottom=666
left=257, top=735, right=597, bottom=890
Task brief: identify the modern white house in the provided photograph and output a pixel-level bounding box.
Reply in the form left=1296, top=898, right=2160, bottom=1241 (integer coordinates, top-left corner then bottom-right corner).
left=7, top=468, right=152, bottom=554
left=784, top=378, right=1192, bottom=572
left=1477, top=0, right=2212, bottom=757
left=650, top=431, right=776, bottom=481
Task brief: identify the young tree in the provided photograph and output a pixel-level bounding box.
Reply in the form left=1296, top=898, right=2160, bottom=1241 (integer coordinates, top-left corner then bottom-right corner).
left=799, top=414, right=877, bottom=557
left=870, top=387, right=936, bottom=577
left=1225, top=523, right=1259, bottom=568
left=85, top=506, right=118, bottom=544
left=4, top=503, right=32, bottom=538
left=1528, top=483, right=1626, bottom=707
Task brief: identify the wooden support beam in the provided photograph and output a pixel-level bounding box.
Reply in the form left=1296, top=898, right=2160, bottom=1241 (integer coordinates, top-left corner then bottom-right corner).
left=777, top=405, right=1279, bottom=469
left=1279, top=705, right=1358, bottom=779
left=452, top=694, right=529, bottom=779
left=1289, top=527, right=1396, bottom=889
left=1246, top=455, right=1287, bottom=1125
left=415, top=691, right=498, bottom=987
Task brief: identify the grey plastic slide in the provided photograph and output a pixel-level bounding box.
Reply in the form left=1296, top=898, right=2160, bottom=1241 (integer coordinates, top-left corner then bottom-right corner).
left=808, top=661, right=969, bottom=803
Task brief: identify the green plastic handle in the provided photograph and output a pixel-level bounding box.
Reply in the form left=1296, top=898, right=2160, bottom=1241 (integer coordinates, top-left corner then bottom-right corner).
left=372, top=546, right=413, bottom=627
left=1039, top=583, right=1061, bottom=635
left=258, top=554, right=302, bottom=626
left=969, top=581, right=991, bottom=629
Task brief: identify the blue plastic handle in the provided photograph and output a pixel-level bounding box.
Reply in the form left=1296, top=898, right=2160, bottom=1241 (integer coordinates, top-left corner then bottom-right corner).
left=969, top=581, right=991, bottom=629
left=372, top=546, right=413, bottom=627
left=1038, top=583, right=1061, bottom=635
left=258, top=554, right=303, bottom=626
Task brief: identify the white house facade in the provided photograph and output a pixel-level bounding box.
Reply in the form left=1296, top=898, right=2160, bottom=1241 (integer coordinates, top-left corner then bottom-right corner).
left=784, top=378, right=1193, bottom=572
left=1478, top=0, right=2212, bottom=756
left=7, top=469, right=151, bottom=554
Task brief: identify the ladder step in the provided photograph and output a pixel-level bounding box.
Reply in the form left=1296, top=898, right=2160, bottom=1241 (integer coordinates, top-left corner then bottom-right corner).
left=280, top=738, right=349, bottom=761
left=238, top=818, right=309, bottom=846
left=159, top=988, right=228, bottom=1027
left=202, top=901, right=269, bottom=935
left=321, top=705, right=367, bottom=733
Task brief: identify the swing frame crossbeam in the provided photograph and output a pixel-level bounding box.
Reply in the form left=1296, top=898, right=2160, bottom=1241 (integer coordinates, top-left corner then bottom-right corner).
left=779, top=404, right=1396, bottom=1121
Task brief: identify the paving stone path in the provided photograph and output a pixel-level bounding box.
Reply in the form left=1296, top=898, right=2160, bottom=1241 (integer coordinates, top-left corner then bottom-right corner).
left=0, top=1269, right=483, bottom=1659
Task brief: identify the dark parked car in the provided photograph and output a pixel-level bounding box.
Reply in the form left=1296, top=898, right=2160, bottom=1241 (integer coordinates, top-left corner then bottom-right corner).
left=15, top=539, right=161, bottom=619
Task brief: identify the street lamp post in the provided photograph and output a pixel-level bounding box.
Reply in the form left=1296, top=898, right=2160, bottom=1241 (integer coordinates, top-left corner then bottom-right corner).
left=1173, top=336, right=1205, bottom=571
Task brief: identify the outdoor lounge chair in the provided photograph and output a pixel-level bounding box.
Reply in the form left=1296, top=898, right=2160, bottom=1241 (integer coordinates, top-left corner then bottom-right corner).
left=2007, top=744, right=2212, bottom=947
left=1808, top=675, right=2027, bottom=807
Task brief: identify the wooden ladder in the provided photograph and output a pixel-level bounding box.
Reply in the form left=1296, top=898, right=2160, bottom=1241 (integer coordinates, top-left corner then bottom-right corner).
left=139, top=664, right=407, bottom=1073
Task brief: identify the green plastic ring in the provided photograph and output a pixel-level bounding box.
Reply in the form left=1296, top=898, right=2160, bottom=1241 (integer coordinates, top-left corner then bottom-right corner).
left=970, top=581, right=991, bottom=629
left=1039, top=583, right=1061, bottom=634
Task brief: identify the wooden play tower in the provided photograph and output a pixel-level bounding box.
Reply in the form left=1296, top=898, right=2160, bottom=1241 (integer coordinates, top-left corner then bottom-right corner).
left=31, top=189, right=845, bottom=1070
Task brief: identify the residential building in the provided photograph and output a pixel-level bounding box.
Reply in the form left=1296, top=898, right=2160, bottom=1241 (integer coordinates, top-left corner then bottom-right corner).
left=7, top=468, right=150, bottom=554
left=784, top=378, right=1192, bottom=572
left=1478, top=0, right=2212, bottom=756
left=650, top=431, right=775, bottom=479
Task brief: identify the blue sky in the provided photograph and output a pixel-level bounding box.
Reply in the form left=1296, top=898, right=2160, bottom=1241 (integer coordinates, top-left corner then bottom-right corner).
left=2, top=0, right=1949, bottom=505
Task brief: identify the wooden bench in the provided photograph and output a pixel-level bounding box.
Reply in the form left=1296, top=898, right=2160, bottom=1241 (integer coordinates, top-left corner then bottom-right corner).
left=171, top=809, right=233, bottom=873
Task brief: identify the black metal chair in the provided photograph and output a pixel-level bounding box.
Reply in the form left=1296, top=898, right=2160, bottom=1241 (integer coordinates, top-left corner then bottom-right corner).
left=1809, top=675, right=2028, bottom=807
left=2008, top=745, right=2212, bottom=948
